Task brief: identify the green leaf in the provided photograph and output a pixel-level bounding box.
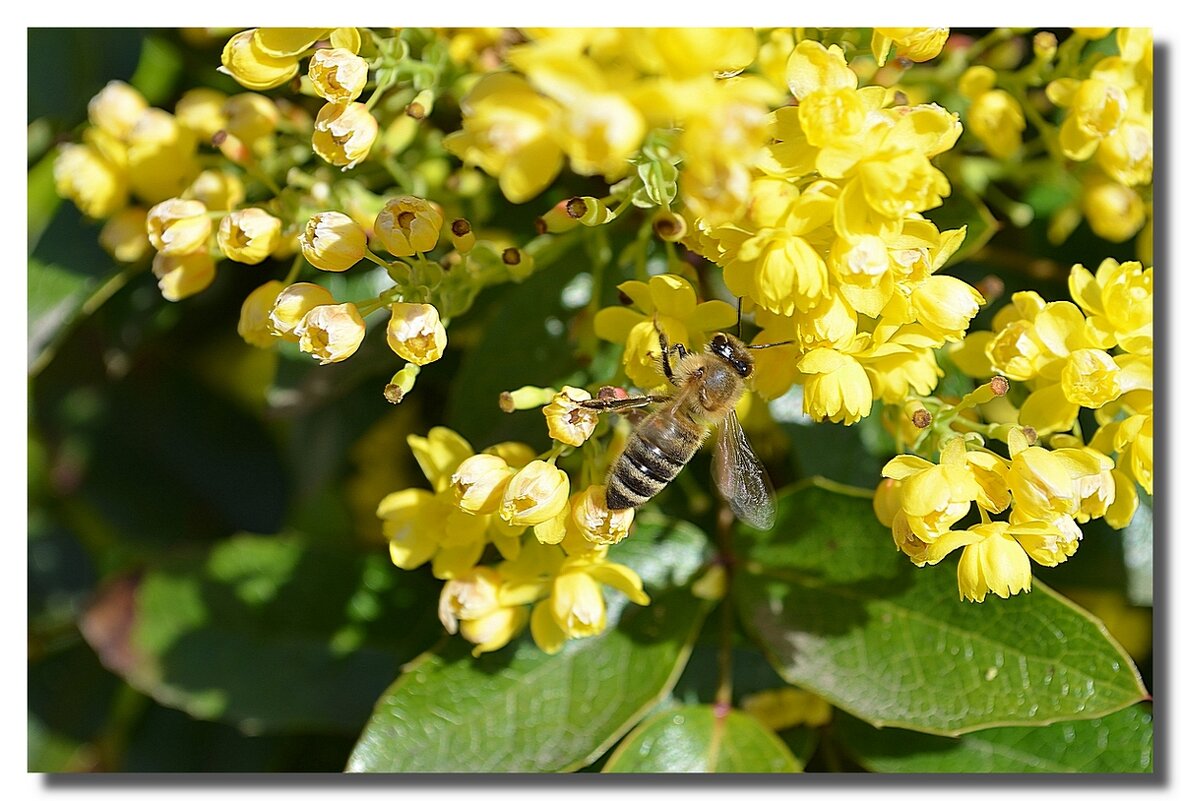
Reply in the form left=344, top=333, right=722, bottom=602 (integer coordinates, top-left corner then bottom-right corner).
left=346, top=520, right=713, bottom=772
left=837, top=704, right=1153, bottom=773
left=79, top=534, right=441, bottom=734
left=734, top=480, right=1149, bottom=736
left=129, top=35, right=183, bottom=105
left=602, top=705, right=801, bottom=773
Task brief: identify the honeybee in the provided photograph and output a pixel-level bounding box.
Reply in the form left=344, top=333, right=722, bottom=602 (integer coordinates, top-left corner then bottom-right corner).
left=580, top=327, right=784, bottom=530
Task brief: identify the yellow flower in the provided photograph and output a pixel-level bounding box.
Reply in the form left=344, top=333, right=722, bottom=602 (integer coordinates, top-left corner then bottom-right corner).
left=529, top=551, right=649, bottom=654
left=186, top=169, right=245, bottom=212
left=175, top=87, right=228, bottom=140
left=386, top=302, right=447, bottom=365
left=500, top=460, right=569, bottom=528
left=881, top=437, right=977, bottom=541
left=374, top=196, right=443, bottom=257
left=99, top=206, right=150, bottom=263
left=268, top=282, right=335, bottom=338
left=928, top=522, right=1035, bottom=602
left=219, top=28, right=302, bottom=90
left=299, top=211, right=367, bottom=272
left=294, top=302, right=366, bottom=364
left=1069, top=259, right=1152, bottom=355
left=217, top=208, right=282, bottom=265
left=223, top=93, right=280, bottom=153
left=1006, top=432, right=1084, bottom=520
left=125, top=109, right=199, bottom=204
left=1095, top=120, right=1152, bottom=187
left=967, top=89, right=1026, bottom=159
left=252, top=28, right=332, bottom=57
left=1081, top=180, right=1145, bottom=243
left=543, top=386, right=599, bottom=447
left=570, top=485, right=635, bottom=546
left=439, top=567, right=528, bottom=657
left=307, top=48, right=368, bottom=104
left=443, top=72, right=564, bottom=203
left=312, top=102, right=379, bottom=169
left=87, top=80, right=148, bottom=139
left=451, top=454, right=515, bottom=515
left=1049, top=77, right=1128, bottom=161
left=54, top=142, right=127, bottom=219
left=1059, top=348, right=1123, bottom=408
left=147, top=198, right=211, bottom=256
left=797, top=347, right=873, bottom=426
left=237, top=280, right=284, bottom=348
left=151, top=250, right=216, bottom=302
left=592, top=273, right=737, bottom=389
left=872, top=28, right=950, bottom=65
left=910, top=275, right=985, bottom=342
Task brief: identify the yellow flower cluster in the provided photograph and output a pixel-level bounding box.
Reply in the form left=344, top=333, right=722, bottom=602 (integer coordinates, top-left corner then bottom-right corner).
left=951, top=259, right=1152, bottom=527
left=1047, top=29, right=1153, bottom=249
left=379, top=427, right=648, bottom=655
left=876, top=431, right=1116, bottom=602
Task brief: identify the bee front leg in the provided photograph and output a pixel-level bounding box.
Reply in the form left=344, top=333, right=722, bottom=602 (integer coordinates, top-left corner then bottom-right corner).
left=652, top=320, right=686, bottom=385
left=578, top=393, right=671, bottom=413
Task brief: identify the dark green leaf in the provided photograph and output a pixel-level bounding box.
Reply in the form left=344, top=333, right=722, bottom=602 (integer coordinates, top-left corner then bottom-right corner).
left=602, top=705, right=801, bottom=773
left=346, top=520, right=713, bottom=772
left=734, top=480, right=1149, bottom=736
left=837, top=704, right=1153, bottom=773
left=79, top=534, right=441, bottom=734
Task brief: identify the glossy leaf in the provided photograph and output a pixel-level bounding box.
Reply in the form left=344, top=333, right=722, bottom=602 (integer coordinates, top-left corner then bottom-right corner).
left=837, top=704, right=1153, bottom=773
left=734, top=480, right=1149, bottom=736
left=347, top=520, right=713, bottom=772
left=80, top=534, right=441, bottom=734
left=603, top=705, right=801, bottom=773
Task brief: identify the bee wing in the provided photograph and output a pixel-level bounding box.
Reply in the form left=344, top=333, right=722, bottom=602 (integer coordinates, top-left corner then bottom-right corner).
left=711, top=409, right=776, bottom=531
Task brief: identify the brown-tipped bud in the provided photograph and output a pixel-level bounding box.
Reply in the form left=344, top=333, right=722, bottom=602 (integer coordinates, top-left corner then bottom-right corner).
left=450, top=217, right=475, bottom=254
left=652, top=209, right=687, bottom=242
left=989, top=375, right=1011, bottom=397
left=502, top=247, right=521, bottom=266
left=499, top=391, right=515, bottom=413
left=451, top=218, right=472, bottom=237
left=1021, top=425, right=1039, bottom=445
left=405, top=89, right=434, bottom=120
left=384, top=384, right=405, bottom=404
left=911, top=408, right=933, bottom=429
left=565, top=197, right=588, bottom=219
left=1033, top=31, right=1058, bottom=60
left=213, top=129, right=251, bottom=164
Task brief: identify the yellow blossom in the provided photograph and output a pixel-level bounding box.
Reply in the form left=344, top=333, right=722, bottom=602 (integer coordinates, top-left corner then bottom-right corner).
left=439, top=567, right=528, bottom=657
left=252, top=28, right=332, bottom=57
left=374, top=196, right=443, bottom=257
left=1049, top=77, right=1128, bottom=161
left=217, top=208, right=282, bottom=264
left=872, top=28, right=950, bottom=65
left=125, top=109, right=199, bottom=203
left=312, top=102, right=379, bottom=169
left=223, top=93, right=280, bottom=153
left=443, top=72, right=564, bottom=203
left=570, top=485, right=635, bottom=546
left=299, top=211, right=367, bottom=272
left=881, top=438, right=977, bottom=541
left=500, top=460, right=569, bottom=528
left=967, top=89, right=1026, bottom=159
left=268, top=282, right=335, bottom=338
left=910, top=275, right=985, bottom=342
left=1069, top=259, right=1152, bottom=355
left=54, top=142, right=127, bottom=219
left=386, top=302, right=447, bottom=365
left=186, top=169, right=245, bottom=212
left=451, top=454, right=515, bottom=515
left=529, top=551, right=649, bottom=654
left=1081, top=180, right=1145, bottom=242
left=219, top=28, right=302, bottom=90
left=592, top=273, right=737, bottom=389
left=87, top=80, right=148, bottom=139
left=146, top=198, right=211, bottom=256
left=152, top=250, right=216, bottom=302
left=307, top=48, right=368, bottom=104
left=237, top=280, right=285, bottom=348
left=797, top=347, right=873, bottom=425
left=543, top=386, right=599, bottom=447
left=175, top=87, right=228, bottom=140
left=926, top=522, right=1038, bottom=602
left=99, top=207, right=150, bottom=262
left=294, top=302, right=366, bottom=364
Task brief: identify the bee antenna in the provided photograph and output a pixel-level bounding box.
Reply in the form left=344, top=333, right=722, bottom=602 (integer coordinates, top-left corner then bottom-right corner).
left=736, top=296, right=743, bottom=340
left=747, top=339, right=795, bottom=350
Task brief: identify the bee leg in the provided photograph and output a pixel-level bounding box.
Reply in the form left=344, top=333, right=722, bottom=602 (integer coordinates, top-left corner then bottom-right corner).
left=652, top=320, right=684, bottom=385
left=578, top=394, right=671, bottom=412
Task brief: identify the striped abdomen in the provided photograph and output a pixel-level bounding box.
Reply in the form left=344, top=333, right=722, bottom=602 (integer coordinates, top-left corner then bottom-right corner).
left=605, top=410, right=706, bottom=510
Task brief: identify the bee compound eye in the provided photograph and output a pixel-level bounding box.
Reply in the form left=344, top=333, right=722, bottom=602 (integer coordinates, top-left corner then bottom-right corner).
left=711, top=334, right=728, bottom=349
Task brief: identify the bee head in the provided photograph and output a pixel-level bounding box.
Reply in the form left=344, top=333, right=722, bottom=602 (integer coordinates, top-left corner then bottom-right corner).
left=708, top=333, right=753, bottom=378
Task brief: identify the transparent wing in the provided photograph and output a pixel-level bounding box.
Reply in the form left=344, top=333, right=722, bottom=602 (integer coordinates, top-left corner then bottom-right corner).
left=711, top=410, right=776, bottom=531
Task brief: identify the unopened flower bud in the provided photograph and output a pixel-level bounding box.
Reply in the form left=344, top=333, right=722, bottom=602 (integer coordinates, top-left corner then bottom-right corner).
left=238, top=279, right=285, bottom=347
left=543, top=386, right=598, bottom=446
left=212, top=129, right=251, bottom=164
left=386, top=302, right=447, bottom=365
left=187, top=169, right=245, bottom=212
left=990, top=375, right=1011, bottom=397
left=300, top=211, right=367, bottom=271
left=308, top=48, right=368, bottom=104
left=502, top=247, right=534, bottom=281
left=535, top=198, right=582, bottom=235
left=571, top=485, right=634, bottom=546
left=500, top=460, right=570, bottom=527
left=572, top=196, right=616, bottom=226
left=1033, top=32, right=1058, bottom=61
left=88, top=80, right=148, bottom=140
left=499, top=385, right=554, bottom=413
left=269, top=282, right=335, bottom=338
left=406, top=89, right=435, bottom=119
left=450, top=218, right=475, bottom=254
left=452, top=454, right=515, bottom=515
left=374, top=196, right=443, bottom=257
left=652, top=209, right=687, bottom=242
left=152, top=250, right=216, bottom=301
left=218, top=207, right=282, bottom=264
left=294, top=302, right=366, bottom=364
left=911, top=408, right=933, bottom=429
left=219, top=28, right=301, bottom=91
left=147, top=198, right=211, bottom=256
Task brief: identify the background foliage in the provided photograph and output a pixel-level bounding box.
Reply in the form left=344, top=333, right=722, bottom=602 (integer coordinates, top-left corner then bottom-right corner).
left=28, top=28, right=1152, bottom=773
